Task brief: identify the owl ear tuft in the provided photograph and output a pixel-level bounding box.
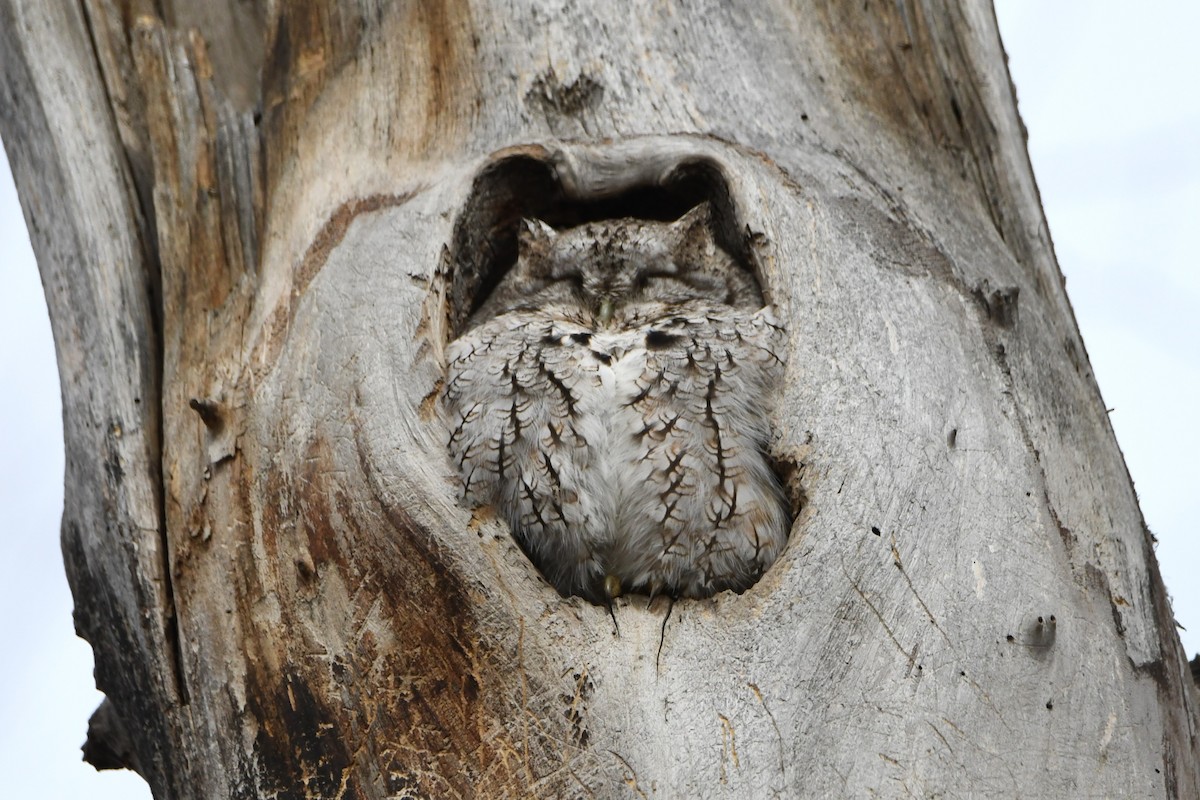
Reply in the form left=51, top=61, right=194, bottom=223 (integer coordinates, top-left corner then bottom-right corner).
left=670, top=202, right=714, bottom=246
left=517, top=218, right=557, bottom=260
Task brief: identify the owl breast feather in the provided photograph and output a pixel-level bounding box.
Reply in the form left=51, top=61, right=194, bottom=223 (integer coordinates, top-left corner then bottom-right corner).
left=444, top=301, right=789, bottom=602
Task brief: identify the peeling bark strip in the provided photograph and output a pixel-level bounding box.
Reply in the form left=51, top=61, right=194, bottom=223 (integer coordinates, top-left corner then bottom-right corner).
left=1, top=1, right=1197, bottom=798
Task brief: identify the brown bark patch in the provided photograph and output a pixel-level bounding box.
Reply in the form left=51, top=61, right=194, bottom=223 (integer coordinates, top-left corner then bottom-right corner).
left=239, top=434, right=530, bottom=795
left=815, top=0, right=967, bottom=151
left=412, top=0, right=479, bottom=154
left=812, top=2, right=1015, bottom=248
left=262, top=0, right=479, bottom=201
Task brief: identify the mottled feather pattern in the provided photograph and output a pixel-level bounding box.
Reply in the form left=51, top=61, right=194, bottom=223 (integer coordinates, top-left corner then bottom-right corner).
left=444, top=207, right=790, bottom=601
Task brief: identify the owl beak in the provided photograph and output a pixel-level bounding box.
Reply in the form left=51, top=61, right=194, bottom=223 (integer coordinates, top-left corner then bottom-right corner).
left=597, top=297, right=615, bottom=326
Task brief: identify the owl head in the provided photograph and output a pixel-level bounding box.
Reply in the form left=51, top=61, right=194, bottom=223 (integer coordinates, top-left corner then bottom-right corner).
left=468, top=203, right=763, bottom=329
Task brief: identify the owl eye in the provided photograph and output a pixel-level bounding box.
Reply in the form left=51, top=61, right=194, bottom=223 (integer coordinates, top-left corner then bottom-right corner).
left=634, top=270, right=683, bottom=290
left=633, top=272, right=691, bottom=293
left=553, top=270, right=585, bottom=290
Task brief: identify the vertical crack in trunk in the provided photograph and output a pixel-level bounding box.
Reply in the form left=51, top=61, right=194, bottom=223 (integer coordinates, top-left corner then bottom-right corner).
left=78, top=0, right=188, bottom=707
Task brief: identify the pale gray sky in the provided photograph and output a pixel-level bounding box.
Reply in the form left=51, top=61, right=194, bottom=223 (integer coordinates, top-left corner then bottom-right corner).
left=1, top=4, right=1196, bottom=796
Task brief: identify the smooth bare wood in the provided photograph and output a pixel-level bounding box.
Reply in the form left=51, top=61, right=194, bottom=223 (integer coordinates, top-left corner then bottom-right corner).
left=2, top=0, right=1196, bottom=797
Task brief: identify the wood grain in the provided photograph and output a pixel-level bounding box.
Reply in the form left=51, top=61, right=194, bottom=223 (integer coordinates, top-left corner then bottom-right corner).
left=1, top=0, right=1195, bottom=796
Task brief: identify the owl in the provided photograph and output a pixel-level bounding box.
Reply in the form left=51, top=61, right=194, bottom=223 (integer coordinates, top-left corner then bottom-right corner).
left=443, top=203, right=790, bottom=604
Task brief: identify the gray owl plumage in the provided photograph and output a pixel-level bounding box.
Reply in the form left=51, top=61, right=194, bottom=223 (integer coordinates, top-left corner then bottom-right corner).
left=444, top=204, right=790, bottom=603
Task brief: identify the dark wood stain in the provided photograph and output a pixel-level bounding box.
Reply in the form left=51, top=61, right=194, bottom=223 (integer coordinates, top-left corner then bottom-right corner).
left=236, top=432, right=544, bottom=795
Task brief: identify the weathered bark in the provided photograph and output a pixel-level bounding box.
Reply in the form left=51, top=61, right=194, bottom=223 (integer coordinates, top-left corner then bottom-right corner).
left=1, top=0, right=1196, bottom=797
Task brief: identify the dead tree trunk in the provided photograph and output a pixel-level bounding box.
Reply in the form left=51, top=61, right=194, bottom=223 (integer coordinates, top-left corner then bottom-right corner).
left=2, top=1, right=1196, bottom=797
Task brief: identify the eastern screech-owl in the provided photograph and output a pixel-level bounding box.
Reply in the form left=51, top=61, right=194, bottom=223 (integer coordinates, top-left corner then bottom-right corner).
left=444, top=203, right=790, bottom=603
